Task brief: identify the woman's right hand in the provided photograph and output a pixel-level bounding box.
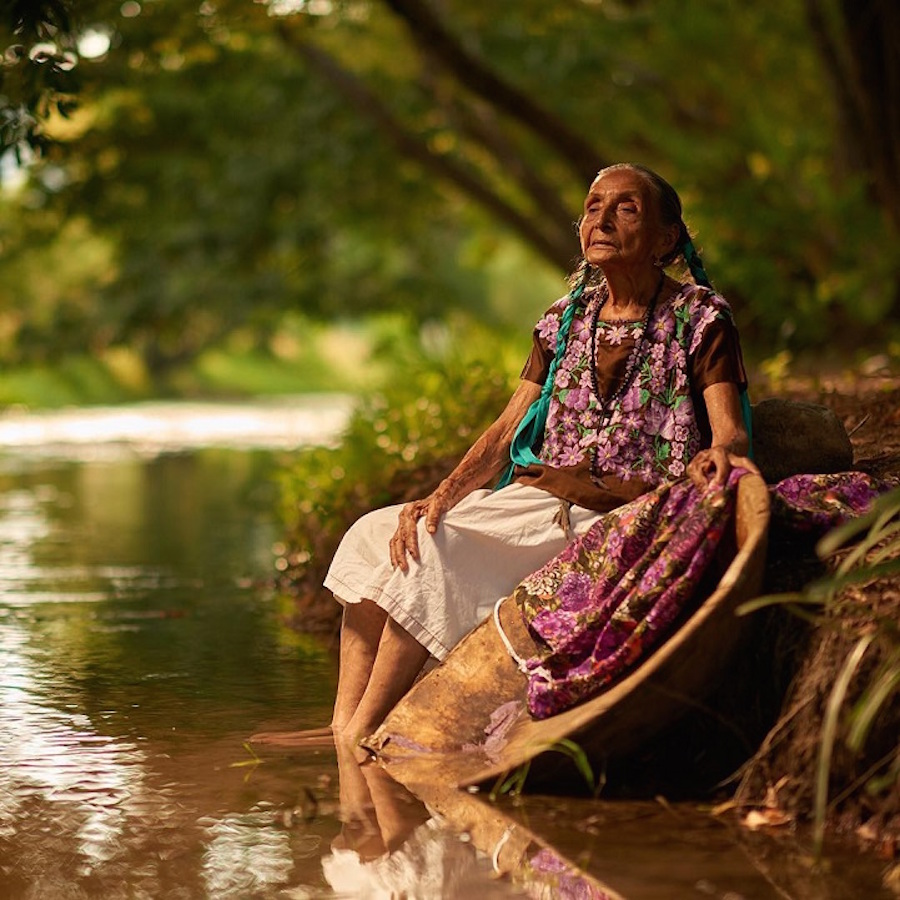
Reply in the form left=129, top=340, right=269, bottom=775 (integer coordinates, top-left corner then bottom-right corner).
left=387, top=380, right=540, bottom=571
left=389, top=480, right=458, bottom=572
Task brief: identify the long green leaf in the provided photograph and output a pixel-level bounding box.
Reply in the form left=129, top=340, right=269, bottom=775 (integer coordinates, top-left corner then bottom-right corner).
left=808, top=557, right=900, bottom=598
left=847, top=658, right=900, bottom=753
left=816, top=489, right=900, bottom=558
left=736, top=592, right=821, bottom=616
left=867, top=528, right=900, bottom=566
left=551, top=738, right=596, bottom=794
left=814, top=634, right=874, bottom=858
left=835, top=517, right=900, bottom=576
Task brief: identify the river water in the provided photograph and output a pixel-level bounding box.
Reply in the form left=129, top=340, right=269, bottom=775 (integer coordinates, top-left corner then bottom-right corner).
left=0, top=399, right=891, bottom=899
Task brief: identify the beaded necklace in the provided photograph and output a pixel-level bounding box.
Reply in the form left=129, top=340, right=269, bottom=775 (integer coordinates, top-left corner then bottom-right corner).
left=589, top=271, right=665, bottom=477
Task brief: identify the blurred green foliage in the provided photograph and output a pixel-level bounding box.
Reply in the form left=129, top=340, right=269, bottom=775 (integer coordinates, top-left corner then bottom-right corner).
left=274, top=315, right=519, bottom=614
left=739, top=487, right=900, bottom=857
left=1, top=0, right=898, bottom=398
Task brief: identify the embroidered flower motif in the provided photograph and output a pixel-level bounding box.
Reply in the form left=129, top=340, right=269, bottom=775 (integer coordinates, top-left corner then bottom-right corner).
left=554, top=368, right=571, bottom=390
left=689, top=303, right=721, bottom=354
left=539, top=288, right=732, bottom=486
left=667, top=343, right=686, bottom=368
left=537, top=313, right=560, bottom=347
left=643, top=399, right=676, bottom=440
left=651, top=316, right=674, bottom=341
left=563, top=386, right=591, bottom=411
left=620, top=382, right=642, bottom=414
left=558, top=445, right=585, bottom=467
left=593, top=441, right=617, bottom=469
left=571, top=316, right=591, bottom=342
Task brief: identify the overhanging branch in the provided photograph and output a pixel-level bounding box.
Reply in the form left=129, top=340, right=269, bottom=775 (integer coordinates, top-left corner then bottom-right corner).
left=380, top=0, right=606, bottom=183
left=279, top=27, right=577, bottom=268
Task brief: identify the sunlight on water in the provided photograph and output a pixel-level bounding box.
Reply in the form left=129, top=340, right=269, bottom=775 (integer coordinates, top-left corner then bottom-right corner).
left=0, top=538, right=156, bottom=886
left=0, top=402, right=892, bottom=899
left=0, top=422, right=347, bottom=898
left=201, top=809, right=297, bottom=897
left=0, top=395, right=353, bottom=459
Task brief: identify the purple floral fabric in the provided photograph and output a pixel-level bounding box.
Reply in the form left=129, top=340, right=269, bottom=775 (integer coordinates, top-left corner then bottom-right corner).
left=769, top=472, right=888, bottom=534
left=539, top=284, right=734, bottom=484
left=526, top=848, right=615, bottom=899
left=515, top=470, right=889, bottom=720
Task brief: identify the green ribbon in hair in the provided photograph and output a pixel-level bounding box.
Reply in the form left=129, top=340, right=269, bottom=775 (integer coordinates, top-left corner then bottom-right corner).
left=496, top=275, right=753, bottom=490
left=496, top=281, right=584, bottom=489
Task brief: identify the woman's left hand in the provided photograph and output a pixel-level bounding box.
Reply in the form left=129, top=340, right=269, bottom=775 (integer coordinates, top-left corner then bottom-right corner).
left=687, top=446, right=760, bottom=490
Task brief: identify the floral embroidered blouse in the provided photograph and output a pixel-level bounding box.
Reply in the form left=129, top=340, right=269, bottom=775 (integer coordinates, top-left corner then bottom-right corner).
left=516, top=281, right=747, bottom=511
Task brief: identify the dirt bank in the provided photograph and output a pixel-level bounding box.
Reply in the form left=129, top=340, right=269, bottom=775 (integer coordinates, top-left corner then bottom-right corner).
left=733, top=377, right=900, bottom=857
left=279, top=374, right=900, bottom=853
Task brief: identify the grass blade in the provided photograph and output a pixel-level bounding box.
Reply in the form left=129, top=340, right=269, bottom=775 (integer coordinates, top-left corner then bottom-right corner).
left=550, top=738, right=596, bottom=794
left=808, top=558, right=900, bottom=598
left=847, top=658, right=900, bottom=753
left=814, top=634, right=874, bottom=857
left=816, top=489, right=900, bottom=558
left=736, top=592, right=821, bottom=616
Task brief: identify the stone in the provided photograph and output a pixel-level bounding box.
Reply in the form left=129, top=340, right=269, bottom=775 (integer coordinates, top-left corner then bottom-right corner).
left=751, top=398, right=853, bottom=484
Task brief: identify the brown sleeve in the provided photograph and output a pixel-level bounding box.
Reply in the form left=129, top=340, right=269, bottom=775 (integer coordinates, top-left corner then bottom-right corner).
left=689, top=315, right=747, bottom=395
left=520, top=298, right=566, bottom=385
left=520, top=331, right=553, bottom=385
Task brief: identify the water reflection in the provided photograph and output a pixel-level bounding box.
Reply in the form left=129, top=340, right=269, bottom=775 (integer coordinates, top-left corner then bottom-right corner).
left=0, top=403, right=893, bottom=899
left=202, top=809, right=297, bottom=897
left=0, top=626, right=148, bottom=873
left=303, top=743, right=579, bottom=899
left=0, top=468, right=167, bottom=893
left=0, top=440, right=342, bottom=898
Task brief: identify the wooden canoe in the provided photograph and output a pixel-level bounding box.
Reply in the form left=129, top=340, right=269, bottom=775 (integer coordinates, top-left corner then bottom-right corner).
left=367, top=472, right=771, bottom=790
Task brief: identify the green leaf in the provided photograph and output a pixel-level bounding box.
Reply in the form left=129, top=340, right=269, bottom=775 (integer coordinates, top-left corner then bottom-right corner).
left=550, top=738, right=596, bottom=794
left=814, top=634, right=874, bottom=858
left=816, top=488, right=900, bottom=559
left=736, top=592, right=823, bottom=616
left=847, top=656, right=900, bottom=753
left=809, top=557, right=900, bottom=598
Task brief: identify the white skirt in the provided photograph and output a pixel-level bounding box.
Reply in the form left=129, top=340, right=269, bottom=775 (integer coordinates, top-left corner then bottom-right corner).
left=323, top=483, right=601, bottom=660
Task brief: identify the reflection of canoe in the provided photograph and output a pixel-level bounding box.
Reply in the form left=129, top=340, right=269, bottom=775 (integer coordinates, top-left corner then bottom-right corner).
left=368, top=473, right=770, bottom=789
left=333, top=740, right=625, bottom=899
left=393, top=766, right=628, bottom=900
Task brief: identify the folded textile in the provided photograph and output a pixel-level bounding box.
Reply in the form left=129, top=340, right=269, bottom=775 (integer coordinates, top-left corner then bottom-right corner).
left=516, top=470, right=888, bottom=720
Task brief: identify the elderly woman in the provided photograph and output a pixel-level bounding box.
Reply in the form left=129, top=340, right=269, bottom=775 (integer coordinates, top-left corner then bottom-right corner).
left=264, top=163, right=757, bottom=751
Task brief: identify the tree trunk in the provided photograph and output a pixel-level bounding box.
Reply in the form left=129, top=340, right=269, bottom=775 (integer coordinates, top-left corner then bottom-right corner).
left=805, top=0, right=900, bottom=232
left=381, top=0, right=606, bottom=184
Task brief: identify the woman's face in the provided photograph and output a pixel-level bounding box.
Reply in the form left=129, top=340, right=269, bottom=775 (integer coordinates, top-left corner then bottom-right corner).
left=578, top=168, right=674, bottom=273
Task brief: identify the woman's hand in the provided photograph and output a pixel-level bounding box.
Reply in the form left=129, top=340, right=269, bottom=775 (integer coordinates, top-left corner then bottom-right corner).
left=687, top=446, right=759, bottom=490
left=387, top=381, right=541, bottom=572
left=389, top=480, right=459, bottom=572
left=695, top=382, right=761, bottom=490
